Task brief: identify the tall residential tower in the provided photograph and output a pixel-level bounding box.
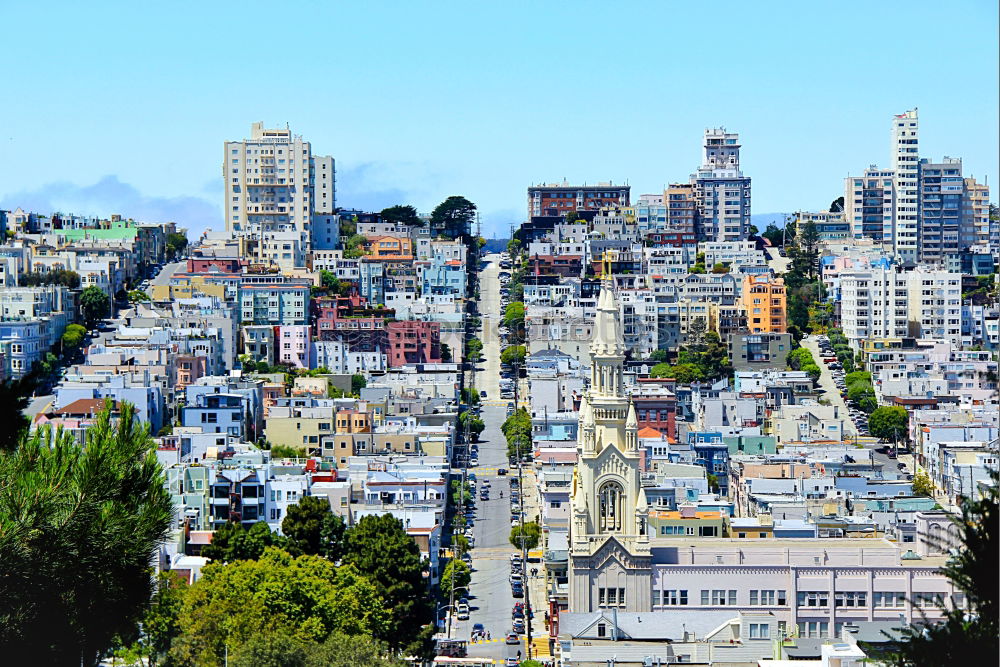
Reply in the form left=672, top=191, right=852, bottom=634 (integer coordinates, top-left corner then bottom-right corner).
left=692, top=128, right=751, bottom=242
left=890, top=109, right=920, bottom=262
left=224, top=123, right=337, bottom=268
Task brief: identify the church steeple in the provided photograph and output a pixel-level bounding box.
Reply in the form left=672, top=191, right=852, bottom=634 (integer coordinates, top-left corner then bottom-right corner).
left=590, top=272, right=625, bottom=398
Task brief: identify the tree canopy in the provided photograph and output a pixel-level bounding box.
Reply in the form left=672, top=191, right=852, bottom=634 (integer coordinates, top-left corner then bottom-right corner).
left=380, top=204, right=422, bottom=227
left=501, top=344, right=526, bottom=366
left=888, top=475, right=997, bottom=665
left=342, top=514, right=431, bottom=651
left=281, top=496, right=347, bottom=561
left=20, top=268, right=81, bottom=289
left=429, top=196, right=476, bottom=240
left=0, top=400, right=173, bottom=664
left=200, top=520, right=286, bottom=563
left=868, top=406, right=909, bottom=442
left=168, top=548, right=389, bottom=665
left=509, top=522, right=541, bottom=551
left=80, top=285, right=110, bottom=326
left=61, top=323, right=88, bottom=349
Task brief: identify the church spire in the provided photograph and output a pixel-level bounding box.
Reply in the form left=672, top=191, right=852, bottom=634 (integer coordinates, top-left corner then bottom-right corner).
left=590, top=266, right=625, bottom=359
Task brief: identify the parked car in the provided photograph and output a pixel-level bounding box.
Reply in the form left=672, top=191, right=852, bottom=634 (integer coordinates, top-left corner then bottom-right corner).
left=513, top=619, right=526, bottom=633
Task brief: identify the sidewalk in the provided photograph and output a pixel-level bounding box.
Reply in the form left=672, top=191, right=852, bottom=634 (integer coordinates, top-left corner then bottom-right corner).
left=521, top=464, right=555, bottom=662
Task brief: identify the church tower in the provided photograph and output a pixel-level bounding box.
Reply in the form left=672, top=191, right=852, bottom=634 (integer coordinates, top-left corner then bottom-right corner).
left=569, top=271, right=651, bottom=612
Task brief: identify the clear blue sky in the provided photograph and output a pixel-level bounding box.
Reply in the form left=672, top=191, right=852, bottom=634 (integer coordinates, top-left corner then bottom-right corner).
left=1, top=0, right=997, bottom=238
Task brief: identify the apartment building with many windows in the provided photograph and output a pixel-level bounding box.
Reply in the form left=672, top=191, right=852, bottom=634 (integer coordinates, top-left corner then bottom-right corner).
left=224, top=123, right=336, bottom=267
left=692, top=128, right=751, bottom=242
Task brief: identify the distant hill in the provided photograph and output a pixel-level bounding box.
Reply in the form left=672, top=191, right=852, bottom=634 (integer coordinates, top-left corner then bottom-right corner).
left=483, top=239, right=509, bottom=253
left=751, top=212, right=791, bottom=229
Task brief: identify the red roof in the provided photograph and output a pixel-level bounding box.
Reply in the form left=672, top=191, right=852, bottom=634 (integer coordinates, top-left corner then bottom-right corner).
left=638, top=427, right=663, bottom=438
left=53, top=398, right=113, bottom=416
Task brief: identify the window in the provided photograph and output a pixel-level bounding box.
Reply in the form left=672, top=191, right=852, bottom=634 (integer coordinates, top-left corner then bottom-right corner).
left=835, top=592, right=867, bottom=608
left=598, top=481, right=624, bottom=531
left=749, top=623, right=769, bottom=639
left=663, top=589, right=688, bottom=605
left=598, top=587, right=625, bottom=607
left=703, top=589, right=736, bottom=605
left=797, top=591, right=829, bottom=607
left=596, top=623, right=606, bottom=638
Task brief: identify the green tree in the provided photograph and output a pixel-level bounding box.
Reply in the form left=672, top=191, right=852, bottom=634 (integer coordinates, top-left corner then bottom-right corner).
left=706, top=474, right=720, bottom=493
left=440, top=342, right=452, bottom=362
left=459, top=411, right=485, bottom=442
left=649, top=362, right=672, bottom=378
left=711, top=262, right=730, bottom=274
left=689, top=263, right=706, bottom=274
left=282, top=496, right=347, bottom=561
left=270, top=444, right=302, bottom=459
left=343, top=234, right=369, bottom=259
left=847, top=381, right=875, bottom=405
left=648, top=349, right=669, bottom=363
left=793, top=221, right=820, bottom=280
left=466, top=337, right=483, bottom=362
left=61, top=323, right=88, bottom=349
left=888, top=475, right=997, bottom=665
left=319, top=269, right=340, bottom=292
left=166, top=232, right=188, bottom=259
left=461, top=387, right=480, bottom=405
left=342, top=514, right=431, bottom=651
left=451, top=479, right=472, bottom=506
left=440, top=559, right=471, bottom=596
left=306, top=632, right=406, bottom=666
left=845, top=371, right=872, bottom=386
left=501, top=344, right=526, bottom=366
left=0, top=400, right=173, bottom=664
left=868, top=406, right=909, bottom=442
left=120, top=570, right=186, bottom=666
left=503, top=409, right=533, bottom=460
left=829, top=196, right=845, bottom=213
left=80, top=285, right=110, bottom=326
left=127, top=289, right=151, bottom=303
left=168, top=548, right=389, bottom=666
left=910, top=470, right=935, bottom=497
left=506, top=238, right=521, bottom=256
left=380, top=204, right=422, bottom=227
left=762, top=223, right=784, bottom=248
left=351, top=374, right=367, bottom=396
left=429, top=196, right=477, bottom=240
left=201, top=521, right=286, bottom=563
left=509, top=522, right=541, bottom=551
left=0, top=375, right=37, bottom=450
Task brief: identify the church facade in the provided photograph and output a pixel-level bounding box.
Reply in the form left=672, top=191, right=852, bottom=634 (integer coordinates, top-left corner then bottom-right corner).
left=569, top=279, right=653, bottom=613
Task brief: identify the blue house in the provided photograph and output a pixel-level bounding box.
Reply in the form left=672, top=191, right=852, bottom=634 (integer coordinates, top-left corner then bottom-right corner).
left=688, top=431, right=730, bottom=495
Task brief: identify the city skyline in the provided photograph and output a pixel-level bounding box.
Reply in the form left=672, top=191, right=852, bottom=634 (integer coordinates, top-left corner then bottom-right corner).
left=1, top=1, right=997, bottom=238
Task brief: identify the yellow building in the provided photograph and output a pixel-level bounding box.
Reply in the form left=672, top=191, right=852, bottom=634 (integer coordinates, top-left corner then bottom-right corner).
left=740, top=274, right=786, bottom=333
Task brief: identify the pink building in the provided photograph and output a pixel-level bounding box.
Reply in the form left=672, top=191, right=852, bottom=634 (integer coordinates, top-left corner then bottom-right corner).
left=276, top=325, right=312, bottom=369
left=187, top=257, right=244, bottom=273
left=386, top=321, right=442, bottom=368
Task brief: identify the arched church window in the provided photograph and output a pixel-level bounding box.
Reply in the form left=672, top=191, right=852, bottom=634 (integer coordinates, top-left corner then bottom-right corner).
left=599, top=480, right=624, bottom=532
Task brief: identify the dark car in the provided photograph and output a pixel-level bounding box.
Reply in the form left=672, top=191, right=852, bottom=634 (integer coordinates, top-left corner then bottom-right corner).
left=497, top=468, right=507, bottom=476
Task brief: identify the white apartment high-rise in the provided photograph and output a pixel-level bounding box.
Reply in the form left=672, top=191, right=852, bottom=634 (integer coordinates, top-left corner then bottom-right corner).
left=224, top=123, right=337, bottom=268
left=906, top=269, right=963, bottom=346
left=891, top=109, right=920, bottom=262
left=840, top=267, right=910, bottom=348
left=692, top=128, right=751, bottom=242
left=844, top=166, right=895, bottom=244
left=841, top=266, right=963, bottom=349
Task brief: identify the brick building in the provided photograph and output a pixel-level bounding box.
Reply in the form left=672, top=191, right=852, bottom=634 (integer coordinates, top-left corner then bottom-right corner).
left=386, top=320, right=442, bottom=367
